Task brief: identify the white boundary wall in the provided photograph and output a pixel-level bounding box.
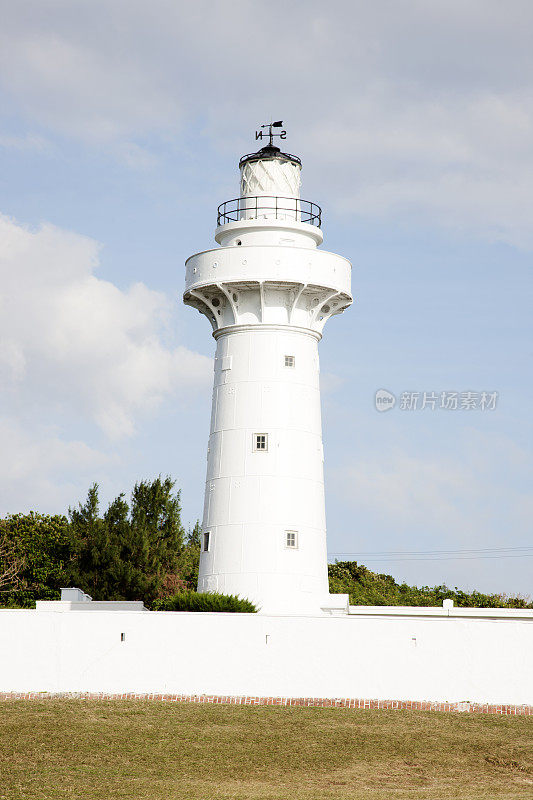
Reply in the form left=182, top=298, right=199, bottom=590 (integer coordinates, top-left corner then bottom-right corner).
left=1, top=607, right=532, bottom=706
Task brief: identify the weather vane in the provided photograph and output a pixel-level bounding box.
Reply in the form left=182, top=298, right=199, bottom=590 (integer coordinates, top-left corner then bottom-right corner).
left=255, top=120, right=287, bottom=146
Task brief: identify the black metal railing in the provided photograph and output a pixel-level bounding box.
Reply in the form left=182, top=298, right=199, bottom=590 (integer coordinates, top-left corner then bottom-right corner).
left=239, top=150, right=302, bottom=168
left=217, top=196, right=322, bottom=228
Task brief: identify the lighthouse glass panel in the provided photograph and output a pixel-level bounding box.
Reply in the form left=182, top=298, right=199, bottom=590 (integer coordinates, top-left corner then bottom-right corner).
left=254, top=433, right=268, bottom=451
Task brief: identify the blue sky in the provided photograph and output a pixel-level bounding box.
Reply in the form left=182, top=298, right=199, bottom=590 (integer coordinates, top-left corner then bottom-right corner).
left=0, top=0, right=531, bottom=596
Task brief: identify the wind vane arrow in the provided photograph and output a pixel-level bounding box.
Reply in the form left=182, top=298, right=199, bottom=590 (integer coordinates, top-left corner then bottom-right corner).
left=256, top=120, right=287, bottom=145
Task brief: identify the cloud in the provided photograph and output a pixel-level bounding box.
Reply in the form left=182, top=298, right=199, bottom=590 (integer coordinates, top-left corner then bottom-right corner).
left=0, top=0, right=533, bottom=247
left=1, top=1, right=532, bottom=245
left=328, top=428, right=533, bottom=593
left=0, top=22, right=179, bottom=142
left=320, top=372, right=345, bottom=396
left=0, top=213, right=211, bottom=440
left=333, top=430, right=532, bottom=547
left=308, top=92, right=533, bottom=249
left=0, top=418, right=113, bottom=516
left=336, top=450, right=476, bottom=532
left=0, top=132, right=50, bottom=152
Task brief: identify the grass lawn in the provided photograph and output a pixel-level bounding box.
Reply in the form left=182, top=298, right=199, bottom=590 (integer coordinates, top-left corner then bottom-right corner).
left=0, top=700, right=531, bottom=799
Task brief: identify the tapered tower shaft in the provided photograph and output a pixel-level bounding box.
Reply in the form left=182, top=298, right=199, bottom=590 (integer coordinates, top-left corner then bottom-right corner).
left=184, top=137, right=352, bottom=614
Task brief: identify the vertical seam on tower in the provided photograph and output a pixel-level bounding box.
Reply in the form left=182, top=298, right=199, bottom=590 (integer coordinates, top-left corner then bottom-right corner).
left=259, top=282, right=265, bottom=323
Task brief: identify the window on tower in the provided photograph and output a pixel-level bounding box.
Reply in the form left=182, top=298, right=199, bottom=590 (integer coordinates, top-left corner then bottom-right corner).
left=284, top=355, right=295, bottom=368
left=253, top=433, right=268, bottom=451
left=285, top=530, right=298, bottom=549
left=203, top=532, right=210, bottom=552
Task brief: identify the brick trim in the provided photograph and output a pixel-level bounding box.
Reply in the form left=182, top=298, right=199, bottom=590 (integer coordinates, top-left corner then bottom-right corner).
left=0, top=693, right=530, bottom=714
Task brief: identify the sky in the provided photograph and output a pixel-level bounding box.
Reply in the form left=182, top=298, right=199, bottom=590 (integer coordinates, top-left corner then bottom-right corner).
left=0, top=0, right=531, bottom=597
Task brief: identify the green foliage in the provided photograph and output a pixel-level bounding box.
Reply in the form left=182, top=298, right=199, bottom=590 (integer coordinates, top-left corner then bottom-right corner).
left=2, top=480, right=530, bottom=613
left=0, top=513, right=72, bottom=607
left=328, top=560, right=533, bottom=609
left=155, top=521, right=201, bottom=597
left=152, top=590, right=257, bottom=613
left=173, top=521, right=201, bottom=590
left=68, top=477, right=185, bottom=603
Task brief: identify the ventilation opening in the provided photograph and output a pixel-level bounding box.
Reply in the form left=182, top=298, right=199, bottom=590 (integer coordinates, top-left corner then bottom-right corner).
left=253, top=433, right=268, bottom=452
left=235, top=239, right=242, bottom=246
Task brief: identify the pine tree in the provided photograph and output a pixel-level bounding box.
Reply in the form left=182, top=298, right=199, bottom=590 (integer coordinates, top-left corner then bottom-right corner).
left=68, top=477, right=185, bottom=603
left=175, top=520, right=201, bottom=590
left=130, top=476, right=183, bottom=579
left=68, top=483, right=121, bottom=598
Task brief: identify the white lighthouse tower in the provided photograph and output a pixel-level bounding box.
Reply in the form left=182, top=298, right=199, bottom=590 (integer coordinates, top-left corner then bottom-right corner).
left=184, top=124, right=352, bottom=614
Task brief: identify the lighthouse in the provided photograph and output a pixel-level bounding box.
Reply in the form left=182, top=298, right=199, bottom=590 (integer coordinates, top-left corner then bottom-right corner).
left=184, top=124, right=352, bottom=614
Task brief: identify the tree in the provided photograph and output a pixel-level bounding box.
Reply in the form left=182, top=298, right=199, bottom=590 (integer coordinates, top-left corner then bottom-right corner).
left=0, top=529, right=25, bottom=594
left=0, top=513, right=72, bottom=607
left=328, top=560, right=533, bottom=609
left=129, top=475, right=183, bottom=581
left=164, top=520, right=201, bottom=594
left=68, top=476, right=186, bottom=603
left=67, top=484, right=124, bottom=599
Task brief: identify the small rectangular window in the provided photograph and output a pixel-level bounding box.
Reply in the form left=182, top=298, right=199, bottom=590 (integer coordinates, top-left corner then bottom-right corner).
left=284, top=355, right=295, bottom=368
left=285, top=530, right=298, bottom=549
left=203, top=532, right=210, bottom=552
left=254, top=433, right=268, bottom=451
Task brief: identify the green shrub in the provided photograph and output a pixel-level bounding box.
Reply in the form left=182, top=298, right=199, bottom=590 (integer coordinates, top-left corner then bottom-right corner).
left=0, top=513, right=72, bottom=608
left=328, top=560, right=533, bottom=609
left=152, top=590, right=257, bottom=613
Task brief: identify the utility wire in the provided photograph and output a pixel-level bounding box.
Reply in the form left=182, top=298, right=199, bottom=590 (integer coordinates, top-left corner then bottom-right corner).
left=332, top=546, right=532, bottom=555
left=329, top=553, right=533, bottom=563
left=329, top=545, right=533, bottom=562
left=330, top=546, right=533, bottom=555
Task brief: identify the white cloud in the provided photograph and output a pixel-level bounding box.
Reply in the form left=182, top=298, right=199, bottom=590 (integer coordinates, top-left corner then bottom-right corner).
left=333, top=430, right=532, bottom=547
left=329, top=429, right=533, bottom=594
left=0, top=24, right=178, bottom=142
left=0, top=133, right=50, bottom=152
left=1, top=1, right=532, bottom=245
left=0, top=418, right=113, bottom=516
left=320, top=372, right=345, bottom=395
left=0, top=0, right=533, bottom=247
left=308, top=92, right=533, bottom=248
left=0, top=213, right=211, bottom=440
left=337, top=450, right=476, bottom=532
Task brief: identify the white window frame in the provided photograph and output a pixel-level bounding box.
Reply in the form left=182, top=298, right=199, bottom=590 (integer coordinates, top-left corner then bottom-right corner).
left=284, top=355, right=295, bottom=368
left=253, top=433, right=268, bottom=452
left=285, top=530, right=298, bottom=549
left=203, top=531, right=211, bottom=552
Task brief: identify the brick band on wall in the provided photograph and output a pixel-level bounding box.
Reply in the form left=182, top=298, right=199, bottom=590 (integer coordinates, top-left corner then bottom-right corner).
left=0, top=692, right=530, bottom=715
